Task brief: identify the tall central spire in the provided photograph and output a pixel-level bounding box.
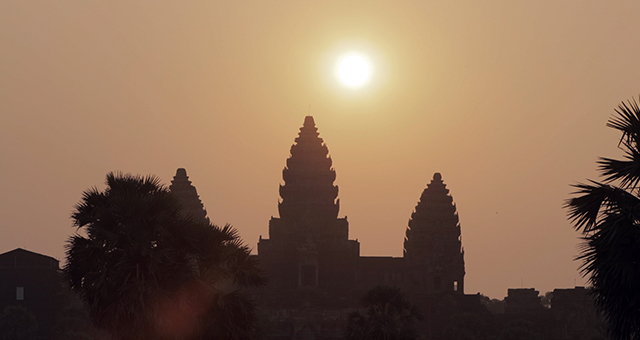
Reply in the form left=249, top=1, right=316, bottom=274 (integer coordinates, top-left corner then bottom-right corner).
left=278, top=116, right=339, bottom=224
left=257, top=116, right=358, bottom=291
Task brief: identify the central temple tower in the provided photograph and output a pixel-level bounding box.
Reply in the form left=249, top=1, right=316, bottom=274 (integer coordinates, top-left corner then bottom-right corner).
left=257, top=116, right=359, bottom=293
left=278, top=115, right=340, bottom=228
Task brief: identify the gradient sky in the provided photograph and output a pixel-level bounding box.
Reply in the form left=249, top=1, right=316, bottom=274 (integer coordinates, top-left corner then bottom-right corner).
left=2, top=1, right=640, bottom=299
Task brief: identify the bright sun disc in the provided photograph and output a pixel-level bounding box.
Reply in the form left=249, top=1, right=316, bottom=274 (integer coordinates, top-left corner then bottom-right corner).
left=337, top=54, right=371, bottom=88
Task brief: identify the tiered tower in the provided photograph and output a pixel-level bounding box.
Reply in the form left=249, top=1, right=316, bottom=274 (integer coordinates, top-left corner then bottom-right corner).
left=258, top=116, right=359, bottom=293
left=169, top=168, right=209, bottom=224
left=404, top=173, right=465, bottom=294
left=278, top=116, right=340, bottom=227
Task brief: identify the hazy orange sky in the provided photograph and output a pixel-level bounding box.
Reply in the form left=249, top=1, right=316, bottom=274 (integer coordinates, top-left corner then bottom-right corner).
left=2, top=1, right=640, bottom=299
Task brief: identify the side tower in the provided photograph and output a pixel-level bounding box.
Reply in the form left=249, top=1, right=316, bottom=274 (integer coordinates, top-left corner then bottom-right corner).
left=404, top=173, right=465, bottom=294
left=258, top=116, right=359, bottom=293
left=169, top=168, right=209, bottom=224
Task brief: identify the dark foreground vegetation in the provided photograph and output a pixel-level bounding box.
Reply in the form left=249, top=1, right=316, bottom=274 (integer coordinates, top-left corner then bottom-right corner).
left=567, top=97, right=640, bottom=340
left=345, top=285, right=422, bottom=340
left=63, top=172, right=265, bottom=339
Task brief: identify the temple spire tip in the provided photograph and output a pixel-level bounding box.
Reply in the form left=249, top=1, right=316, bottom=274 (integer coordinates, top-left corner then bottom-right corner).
left=304, top=116, right=315, bottom=127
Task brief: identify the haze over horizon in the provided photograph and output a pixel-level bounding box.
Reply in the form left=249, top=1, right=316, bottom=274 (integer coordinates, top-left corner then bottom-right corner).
left=3, top=1, right=640, bottom=299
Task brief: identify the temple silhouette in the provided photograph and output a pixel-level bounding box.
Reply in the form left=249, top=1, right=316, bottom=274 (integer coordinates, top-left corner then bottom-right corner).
left=170, top=116, right=485, bottom=339
left=255, top=116, right=466, bottom=299
left=173, top=116, right=466, bottom=297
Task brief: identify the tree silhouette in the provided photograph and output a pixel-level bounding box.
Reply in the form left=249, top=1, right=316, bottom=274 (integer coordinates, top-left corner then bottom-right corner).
left=566, top=98, right=640, bottom=340
left=345, top=285, right=421, bottom=340
left=479, top=294, right=505, bottom=314
left=63, top=172, right=265, bottom=340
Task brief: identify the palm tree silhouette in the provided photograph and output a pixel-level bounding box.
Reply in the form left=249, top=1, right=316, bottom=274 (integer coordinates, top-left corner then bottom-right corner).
left=64, top=172, right=264, bottom=340
left=566, top=98, right=640, bottom=340
left=345, top=285, right=421, bottom=340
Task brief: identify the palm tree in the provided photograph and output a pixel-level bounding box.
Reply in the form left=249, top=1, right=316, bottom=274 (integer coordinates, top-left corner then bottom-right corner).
left=566, top=98, right=640, bottom=340
left=63, top=172, right=264, bottom=340
left=345, top=285, right=421, bottom=340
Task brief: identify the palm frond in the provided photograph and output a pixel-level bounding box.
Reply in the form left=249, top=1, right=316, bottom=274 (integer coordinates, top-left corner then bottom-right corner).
left=598, top=149, right=640, bottom=188
left=608, top=98, right=640, bottom=150
left=565, top=181, right=640, bottom=233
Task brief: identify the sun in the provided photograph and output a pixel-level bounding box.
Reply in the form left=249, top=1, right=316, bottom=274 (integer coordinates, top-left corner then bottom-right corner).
left=337, top=53, right=371, bottom=88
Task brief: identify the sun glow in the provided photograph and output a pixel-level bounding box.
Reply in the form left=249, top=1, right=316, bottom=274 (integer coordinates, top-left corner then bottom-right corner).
left=337, top=54, right=371, bottom=88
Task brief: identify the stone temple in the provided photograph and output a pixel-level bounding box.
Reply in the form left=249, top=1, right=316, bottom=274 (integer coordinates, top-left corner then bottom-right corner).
left=170, top=116, right=481, bottom=339
left=256, top=116, right=466, bottom=300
